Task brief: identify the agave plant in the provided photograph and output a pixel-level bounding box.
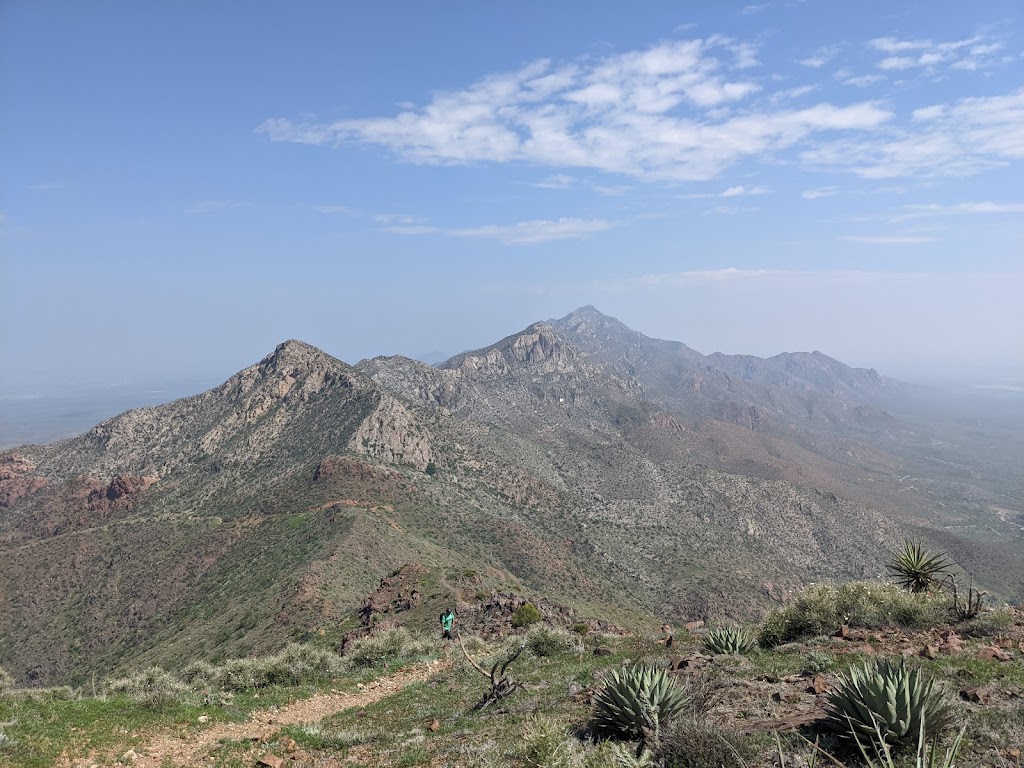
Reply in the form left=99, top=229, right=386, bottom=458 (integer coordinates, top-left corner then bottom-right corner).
left=887, top=540, right=952, bottom=593
left=591, top=664, right=688, bottom=743
left=703, top=625, right=756, bottom=655
left=825, top=659, right=954, bottom=748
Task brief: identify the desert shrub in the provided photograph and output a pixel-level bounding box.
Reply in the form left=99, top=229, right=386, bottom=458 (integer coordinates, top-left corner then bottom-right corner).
left=759, top=581, right=948, bottom=647
left=0, top=731, right=16, bottom=749
left=657, top=717, right=752, bottom=768
left=180, top=660, right=219, bottom=688
left=105, top=667, right=186, bottom=709
left=6, top=685, right=78, bottom=702
left=518, top=715, right=586, bottom=768
left=343, top=627, right=432, bottom=669
left=591, top=665, right=688, bottom=742
left=264, top=643, right=346, bottom=685
left=887, top=540, right=952, bottom=593
left=802, top=650, right=835, bottom=676
left=702, top=625, right=755, bottom=655
left=218, top=658, right=272, bottom=691
left=825, top=658, right=954, bottom=749
left=0, top=667, right=14, bottom=696
left=957, top=608, right=1014, bottom=638
left=571, top=622, right=590, bottom=636
left=513, top=602, right=543, bottom=628
left=527, top=625, right=585, bottom=657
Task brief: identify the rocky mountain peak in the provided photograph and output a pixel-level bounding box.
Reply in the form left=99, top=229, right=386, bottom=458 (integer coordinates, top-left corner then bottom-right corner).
left=439, top=322, right=580, bottom=376
left=554, top=306, right=634, bottom=338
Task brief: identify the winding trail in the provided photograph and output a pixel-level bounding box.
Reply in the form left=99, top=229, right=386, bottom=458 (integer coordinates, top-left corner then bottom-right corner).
left=65, top=660, right=448, bottom=768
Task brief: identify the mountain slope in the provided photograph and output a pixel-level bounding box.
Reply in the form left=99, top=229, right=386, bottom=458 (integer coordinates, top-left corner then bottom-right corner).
left=2, top=311, right=1021, bottom=687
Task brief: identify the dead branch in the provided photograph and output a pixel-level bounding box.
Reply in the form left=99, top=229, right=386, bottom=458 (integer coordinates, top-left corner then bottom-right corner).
left=457, top=632, right=527, bottom=710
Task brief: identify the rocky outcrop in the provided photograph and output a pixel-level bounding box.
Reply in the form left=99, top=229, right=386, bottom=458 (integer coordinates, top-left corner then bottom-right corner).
left=86, top=474, right=158, bottom=511
left=0, top=454, right=47, bottom=508
left=348, top=395, right=433, bottom=470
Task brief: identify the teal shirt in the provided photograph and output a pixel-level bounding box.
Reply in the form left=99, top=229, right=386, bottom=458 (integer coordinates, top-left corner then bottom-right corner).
left=441, top=612, right=454, bottom=630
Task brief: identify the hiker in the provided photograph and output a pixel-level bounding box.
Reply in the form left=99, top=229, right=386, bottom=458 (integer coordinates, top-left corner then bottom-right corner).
left=440, top=608, right=455, bottom=640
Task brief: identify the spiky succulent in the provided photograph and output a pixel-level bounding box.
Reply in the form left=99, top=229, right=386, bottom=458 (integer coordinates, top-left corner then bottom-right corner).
left=591, top=664, right=688, bottom=741
left=886, top=540, right=952, bottom=593
left=702, top=625, right=756, bottom=655
left=825, top=658, right=954, bottom=748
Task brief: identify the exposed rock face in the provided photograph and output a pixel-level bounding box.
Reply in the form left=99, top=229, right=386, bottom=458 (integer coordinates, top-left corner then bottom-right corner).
left=348, top=395, right=433, bottom=470
left=0, top=454, right=47, bottom=508
left=86, top=475, right=158, bottom=511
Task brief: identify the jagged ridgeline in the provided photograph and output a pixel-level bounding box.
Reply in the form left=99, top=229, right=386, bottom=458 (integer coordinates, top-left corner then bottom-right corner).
left=1, top=308, right=1020, bottom=686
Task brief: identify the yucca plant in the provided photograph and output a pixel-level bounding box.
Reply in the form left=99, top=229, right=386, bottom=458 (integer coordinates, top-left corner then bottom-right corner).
left=887, top=540, right=952, bottom=593
left=703, top=625, right=756, bottom=655
left=825, top=659, right=954, bottom=748
left=591, top=664, right=688, bottom=744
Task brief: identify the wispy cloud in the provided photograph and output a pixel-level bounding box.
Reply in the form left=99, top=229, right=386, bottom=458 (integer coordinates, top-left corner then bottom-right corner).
left=531, top=174, right=575, bottom=189
left=373, top=212, right=428, bottom=225
left=801, top=87, right=1024, bottom=178
left=800, top=45, right=841, bottom=69
left=258, top=38, right=891, bottom=182
left=890, top=201, right=1024, bottom=221
left=184, top=200, right=251, bottom=215
left=868, top=35, right=1003, bottom=72
left=842, top=235, right=937, bottom=244
left=682, top=184, right=771, bottom=199
left=315, top=204, right=360, bottom=215
left=802, top=186, right=839, bottom=199
left=384, top=217, right=615, bottom=245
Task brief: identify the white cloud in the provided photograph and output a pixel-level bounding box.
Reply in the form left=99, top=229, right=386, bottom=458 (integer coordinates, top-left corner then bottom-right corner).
left=801, top=87, right=1024, bottom=177
left=373, top=212, right=427, bottom=225
left=867, top=35, right=1001, bottom=72
left=890, top=201, right=1024, bottom=221
left=532, top=173, right=575, bottom=189
left=721, top=184, right=770, bottom=197
left=842, top=235, right=936, bottom=244
left=257, top=38, right=892, bottom=182
left=799, top=45, right=841, bottom=69
left=741, top=4, right=769, bottom=15
left=802, top=186, right=839, bottom=199
left=593, top=184, right=633, bottom=196
left=385, top=217, right=614, bottom=245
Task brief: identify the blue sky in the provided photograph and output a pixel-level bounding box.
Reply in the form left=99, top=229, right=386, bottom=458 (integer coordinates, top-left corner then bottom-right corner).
left=1, top=0, right=1022, bottom=395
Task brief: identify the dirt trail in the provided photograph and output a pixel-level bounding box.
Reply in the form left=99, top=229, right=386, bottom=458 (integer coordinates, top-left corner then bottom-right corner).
left=66, top=660, right=448, bottom=768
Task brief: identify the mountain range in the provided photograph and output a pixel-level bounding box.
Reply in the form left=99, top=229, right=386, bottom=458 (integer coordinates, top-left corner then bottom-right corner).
left=1, top=306, right=1021, bottom=686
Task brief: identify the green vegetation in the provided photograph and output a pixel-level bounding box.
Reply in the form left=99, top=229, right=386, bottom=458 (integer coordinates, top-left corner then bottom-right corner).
left=590, top=664, right=688, bottom=747
left=512, top=602, right=544, bottom=628
left=526, top=624, right=585, bottom=657
left=759, top=581, right=948, bottom=646
left=887, top=540, right=953, bottom=593
left=702, top=625, right=756, bottom=655
left=825, top=658, right=954, bottom=748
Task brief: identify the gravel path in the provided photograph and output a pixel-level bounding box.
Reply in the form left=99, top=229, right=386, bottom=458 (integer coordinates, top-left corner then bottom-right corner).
left=63, top=660, right=448, bottom=768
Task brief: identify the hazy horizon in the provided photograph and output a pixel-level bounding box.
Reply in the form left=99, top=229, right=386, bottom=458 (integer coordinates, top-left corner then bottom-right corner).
left=2, top=2, right=1022, bottom=398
